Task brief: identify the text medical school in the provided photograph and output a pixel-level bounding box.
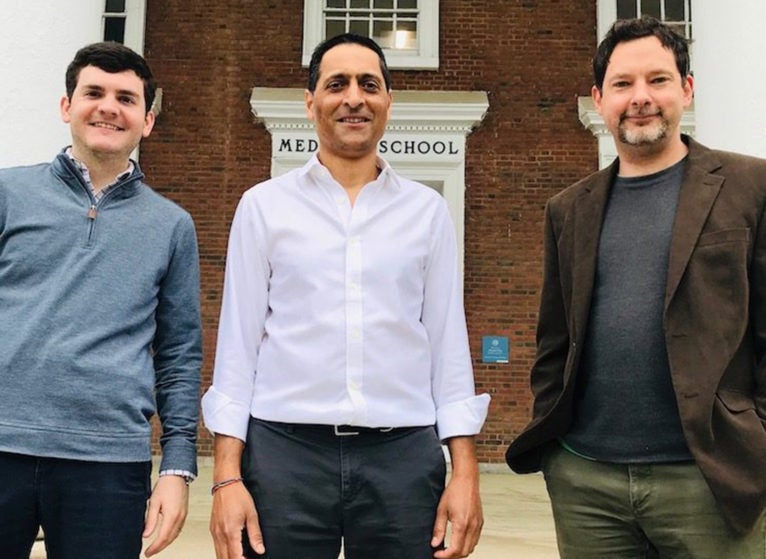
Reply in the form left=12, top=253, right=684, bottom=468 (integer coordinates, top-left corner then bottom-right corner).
left=277, top=138, right=461, bottom=156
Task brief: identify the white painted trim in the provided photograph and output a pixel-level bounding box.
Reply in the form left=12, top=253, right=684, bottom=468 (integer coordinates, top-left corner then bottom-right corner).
left=123, top=0, right=147, bottom=53
left=251, top=88, right=488, bottom=132
left=121, top=0, right=148, bottom=160
left=596, top=0, right=617, bottom=43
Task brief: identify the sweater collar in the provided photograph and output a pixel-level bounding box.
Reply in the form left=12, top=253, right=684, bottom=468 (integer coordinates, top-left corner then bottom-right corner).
left=52, top=148, right=145, bottom=199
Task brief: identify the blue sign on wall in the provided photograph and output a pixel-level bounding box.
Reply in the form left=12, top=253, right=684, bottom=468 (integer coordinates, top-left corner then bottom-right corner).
left=482, top=336, right=509, bottom=363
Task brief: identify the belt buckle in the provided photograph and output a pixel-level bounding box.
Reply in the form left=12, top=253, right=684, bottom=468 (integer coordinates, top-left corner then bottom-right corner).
left=333, top=425, right=360, bottom=436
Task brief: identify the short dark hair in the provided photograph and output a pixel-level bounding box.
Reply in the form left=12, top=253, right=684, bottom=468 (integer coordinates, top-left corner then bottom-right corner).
left=307, top=33, right=392, bottom=93
left=593, top=16, right=690, bottom=90
left=65, top=41, right=157, bottom=113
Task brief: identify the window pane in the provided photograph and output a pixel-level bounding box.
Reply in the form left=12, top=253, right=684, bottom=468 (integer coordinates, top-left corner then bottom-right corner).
left=396, top=20, right=417, bottom=49
left=325, top=19, right=347, bottom=37
left=103, top=16, right=126, bottom=42
left=349, top=19, right=369, bottom=36
left=664, top=0, right=685, bottom=21
left=616, top=0, right=636, bottom=19
left=105, top=0, right=125, bottom=12
left=373, top=20, right=394, bottom=48
left=641, top=0, right=661, bottom=18
left=318, top=0, right=432, bottom=64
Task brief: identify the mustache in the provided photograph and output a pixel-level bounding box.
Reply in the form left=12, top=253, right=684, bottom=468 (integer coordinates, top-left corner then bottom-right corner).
left=620, top=107, right=662, bottom=121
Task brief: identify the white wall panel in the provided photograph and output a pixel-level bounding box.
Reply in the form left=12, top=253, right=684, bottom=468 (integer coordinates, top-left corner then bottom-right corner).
left=0, top=1, right=104, bottom=167
left=693, top=1, right=766, bottom=158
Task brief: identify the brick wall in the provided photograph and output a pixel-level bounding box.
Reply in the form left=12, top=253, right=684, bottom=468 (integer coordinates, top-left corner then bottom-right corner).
left=143, top=0, right=598, bottom=463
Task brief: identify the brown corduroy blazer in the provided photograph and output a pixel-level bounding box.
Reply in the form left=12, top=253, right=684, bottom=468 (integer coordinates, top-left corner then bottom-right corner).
left=505, top=136, right=766, bottom=535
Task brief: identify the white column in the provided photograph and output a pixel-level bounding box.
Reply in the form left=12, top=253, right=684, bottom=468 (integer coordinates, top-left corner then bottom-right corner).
left=0, top=1, right=104, bottom=167
left=692, top=1, right=766, bottom=158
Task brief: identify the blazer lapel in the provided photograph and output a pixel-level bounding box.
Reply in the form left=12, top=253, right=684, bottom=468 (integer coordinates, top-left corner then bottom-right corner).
left=665, top=140, right=724, bottom=306
left=570, top=164, right=615, bottom=349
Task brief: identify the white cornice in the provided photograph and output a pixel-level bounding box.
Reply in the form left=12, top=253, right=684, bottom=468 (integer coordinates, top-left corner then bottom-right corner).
left=250, top=88, right=489, bottom=135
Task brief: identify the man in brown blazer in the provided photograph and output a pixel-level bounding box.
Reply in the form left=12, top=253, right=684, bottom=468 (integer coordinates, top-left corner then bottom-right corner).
left=506, top=16, right=766, bottom=558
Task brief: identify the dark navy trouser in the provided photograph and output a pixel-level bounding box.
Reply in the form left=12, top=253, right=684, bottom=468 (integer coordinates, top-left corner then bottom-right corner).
left=0, top=451, right=151, bottom=559
left=243, top=418, right=446, bottom=559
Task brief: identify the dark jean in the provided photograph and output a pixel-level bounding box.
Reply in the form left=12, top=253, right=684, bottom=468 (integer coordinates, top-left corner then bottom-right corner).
left=0, top=451, right=151, bottom=559
left=243, top=418, right=447, bottom=559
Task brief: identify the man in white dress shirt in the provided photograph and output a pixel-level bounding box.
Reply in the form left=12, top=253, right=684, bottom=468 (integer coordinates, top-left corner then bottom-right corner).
left=202, top=33, right=490, bottom=559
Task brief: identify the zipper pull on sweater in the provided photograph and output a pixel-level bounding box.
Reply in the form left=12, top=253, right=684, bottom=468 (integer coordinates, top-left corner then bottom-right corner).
left=88, top=205, right=97, bottom=220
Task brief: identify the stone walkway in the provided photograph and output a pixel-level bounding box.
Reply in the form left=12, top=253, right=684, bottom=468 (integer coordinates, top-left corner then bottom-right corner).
left=32, top=463, right=559, bottom=558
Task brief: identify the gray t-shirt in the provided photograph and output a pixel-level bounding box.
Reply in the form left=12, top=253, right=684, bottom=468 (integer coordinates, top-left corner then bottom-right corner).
left=563, top=158, right=694, bottom=463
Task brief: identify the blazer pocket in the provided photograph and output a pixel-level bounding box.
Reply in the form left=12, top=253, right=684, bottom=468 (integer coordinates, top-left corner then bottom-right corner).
left=697, top=228, right=750, bottom=247
left=716, top=389, right=756, bottom=413
left=686, top=229, right=749, bottom=322
left=716, top=390, right=766, bottom=437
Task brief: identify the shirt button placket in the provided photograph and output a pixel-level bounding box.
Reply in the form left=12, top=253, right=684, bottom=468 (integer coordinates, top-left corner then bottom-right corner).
left=345, top=234, right=365, bottom=422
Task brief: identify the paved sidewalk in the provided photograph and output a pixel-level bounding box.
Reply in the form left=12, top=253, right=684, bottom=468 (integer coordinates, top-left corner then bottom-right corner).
left=32, top=463, right=559, bottom=558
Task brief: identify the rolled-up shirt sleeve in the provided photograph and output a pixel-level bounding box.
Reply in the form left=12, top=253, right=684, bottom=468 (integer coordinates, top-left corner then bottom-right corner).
left=201, top=191, right=269, bottom=441
left=422, top=198, right=490, bottom=440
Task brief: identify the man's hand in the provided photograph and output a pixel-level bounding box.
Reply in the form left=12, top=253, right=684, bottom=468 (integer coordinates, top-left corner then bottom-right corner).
left=431, top=436, right=483, bottom=558
left=143, top=475, right=189, bottom=557
left=209, top=434, right=265, bottom=559
left=210, top=481, right=265, bottom=559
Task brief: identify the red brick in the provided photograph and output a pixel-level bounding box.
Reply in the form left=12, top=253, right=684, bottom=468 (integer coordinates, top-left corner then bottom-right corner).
left=144, top=0, right=599, bottom=463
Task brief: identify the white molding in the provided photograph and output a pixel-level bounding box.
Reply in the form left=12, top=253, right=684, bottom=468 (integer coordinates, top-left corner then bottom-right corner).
left=596, top=0, right=617, bottom=43
left=250, top=88, right=488, bottom=134
left=124, top=0, right=148, bottom=161
left=577, top=96, right=610, bottom=136
left=123, top=0, right=147, bottom=53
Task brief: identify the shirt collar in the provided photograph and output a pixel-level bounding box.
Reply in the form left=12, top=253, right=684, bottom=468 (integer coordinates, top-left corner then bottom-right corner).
left=300, top=153, right=400, bottom=191
left=65, top=146, right=134, bottom=187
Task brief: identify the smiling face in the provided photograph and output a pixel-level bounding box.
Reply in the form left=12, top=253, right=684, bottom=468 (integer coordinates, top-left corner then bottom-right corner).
left=593, top=36, right=693, bottom=157
left=305, top=43, right=392, bottom=165
left=60, top=65, right=155, bottom=165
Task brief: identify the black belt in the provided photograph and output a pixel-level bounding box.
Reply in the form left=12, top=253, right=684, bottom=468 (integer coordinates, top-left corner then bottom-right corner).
left=261, top=419, right=423, bottom=437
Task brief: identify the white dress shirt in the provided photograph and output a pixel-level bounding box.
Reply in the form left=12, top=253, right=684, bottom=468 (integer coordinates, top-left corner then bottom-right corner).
left=202, top=155, right=489, bottom=442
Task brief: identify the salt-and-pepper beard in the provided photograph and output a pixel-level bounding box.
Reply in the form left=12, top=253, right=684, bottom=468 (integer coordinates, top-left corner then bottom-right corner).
left=617, top=110, right=669, bottom=147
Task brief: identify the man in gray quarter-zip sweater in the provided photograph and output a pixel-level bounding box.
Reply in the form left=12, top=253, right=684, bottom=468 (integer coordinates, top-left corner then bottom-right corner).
left=0, top=42, right=202, bottom=559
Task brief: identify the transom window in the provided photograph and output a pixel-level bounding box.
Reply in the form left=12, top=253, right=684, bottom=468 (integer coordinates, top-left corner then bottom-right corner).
left=303, top=0, right=439, bottom=70
left=616, top=0, right=692, bottom=38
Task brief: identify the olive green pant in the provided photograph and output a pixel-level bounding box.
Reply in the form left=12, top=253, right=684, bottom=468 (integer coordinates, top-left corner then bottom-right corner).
left=542, top=444, right=766, bottom=559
